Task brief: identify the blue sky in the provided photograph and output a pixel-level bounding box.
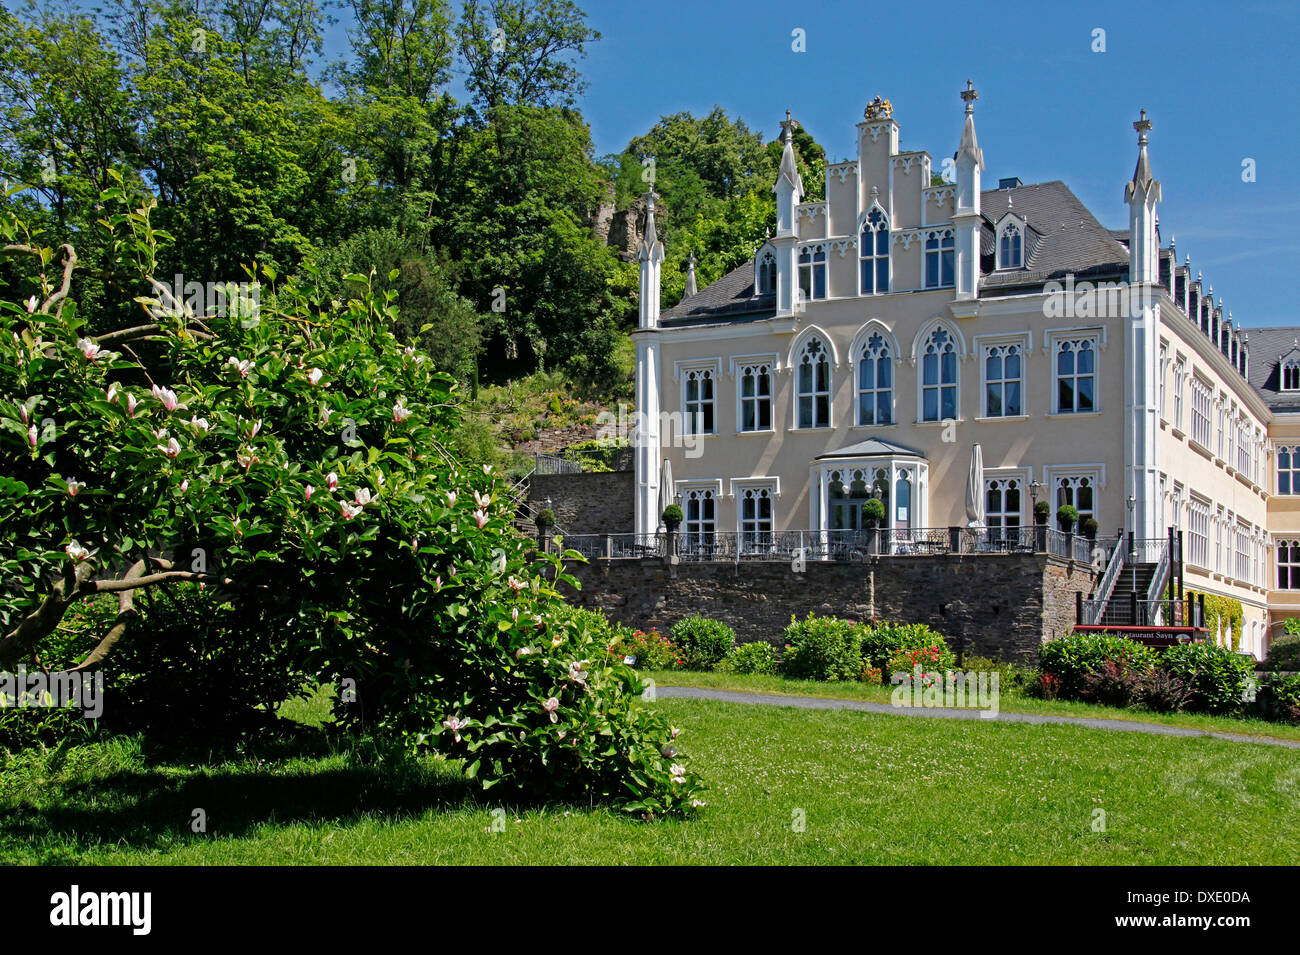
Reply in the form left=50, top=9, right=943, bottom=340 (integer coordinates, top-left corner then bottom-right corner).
left=326, top=0, right=1300, bottom=327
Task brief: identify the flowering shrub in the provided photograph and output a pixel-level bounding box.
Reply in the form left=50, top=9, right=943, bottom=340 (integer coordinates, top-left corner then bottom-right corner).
left=886, top=643, right=956, bottom=688
left=781, top=613, right=862, bottom=682
left=1266, top=674, right=1300, bottom=724
left=718, top=640, right=777, bottom=676
left=0, top=184, right=702, bottom=816
left=861, top=622, right=950, bottom=673
left=609, top=628, right=682, bottom=671
left=669, top=616, right=735, bottom=671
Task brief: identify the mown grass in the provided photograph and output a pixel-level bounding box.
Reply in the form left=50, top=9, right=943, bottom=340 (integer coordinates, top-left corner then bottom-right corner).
left=2, top=685, right=1298, bottom=865
left=646, top=669, right=1300, bottom=742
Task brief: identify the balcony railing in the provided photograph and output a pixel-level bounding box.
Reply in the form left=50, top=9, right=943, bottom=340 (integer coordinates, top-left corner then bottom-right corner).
left=1079, top=595, right=1205, bottom=629
left=551, top=527, right=1113, bottom=563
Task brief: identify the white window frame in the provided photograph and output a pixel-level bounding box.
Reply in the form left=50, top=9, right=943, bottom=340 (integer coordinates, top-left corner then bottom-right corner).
left=984, top=466, right=1029, bottom=542
left=1190, top=375, right=1212, bottom=449
left=1279, top=445, right=1300, bottom=495
left=995, top=215, right=1025, bottom=270
left=853, top=328, right=895, bottom=426
left=1045, top=465, right=1103, bottom=528
left=793, top=334, right=833, bottom=430
left=731, top=478, right=780, bottom=551
left=798, top=243, right=828, bottom=303
left=731, top=353, right=778, bottom=434
left=923, top=228, right=955, bottom=289
left=1050, top=331, right=1100, bottom=415
left=918, top=323, right=960, bottom=422
left=1283, top=358, right=1300, bottom=392
left=755, top=246, right=777, bottom=296
left=977, top=333, right=1028, bottom=419
left=675, top=480, right=724, bottom=550
left=1172, top=355, right=1185, bottom=431
left=1188, top=496, right=1210, bottom=569
left=858, top=205, right=890, bottom=296
left=674, top=358, right=721, bottom=436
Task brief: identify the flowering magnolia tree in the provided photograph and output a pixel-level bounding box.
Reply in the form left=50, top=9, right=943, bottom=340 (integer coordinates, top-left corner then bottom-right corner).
left=0, top=183, right=702, bottom=816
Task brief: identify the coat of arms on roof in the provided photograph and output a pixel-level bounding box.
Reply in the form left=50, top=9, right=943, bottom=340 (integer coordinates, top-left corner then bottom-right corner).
left=864, top=96, right=893, bottom=121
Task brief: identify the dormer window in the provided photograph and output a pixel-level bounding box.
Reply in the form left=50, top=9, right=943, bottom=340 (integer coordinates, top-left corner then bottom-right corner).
left=756, top=250, right=776, bottom=295
left=859, top=207, right=889, bottom=295
left=997, top=218, right=1024, bottom=269
left=1283, top=358, right=1300, bottom=391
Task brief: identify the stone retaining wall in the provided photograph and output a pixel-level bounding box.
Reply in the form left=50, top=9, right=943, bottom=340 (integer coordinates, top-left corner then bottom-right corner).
left=527, top=471, right=633, bottom=536
left=558, top=553, right=1096, bottom=662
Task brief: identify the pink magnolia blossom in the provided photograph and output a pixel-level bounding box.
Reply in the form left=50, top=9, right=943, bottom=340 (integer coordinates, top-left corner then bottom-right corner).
left=442, top=717, right=466, bottom=743
left=66, top=478, right=84, bottom=497
left=568, top=661, right=589, bottom=685
left=473, top=490, right=491, bottom=509
left=354, top=488, right=372, bottom=507
left=515, top=647, right=535, bottom=658
left=445, top=490, right=457, bottom=507
left=226, top=356, right=253, bottom=378
left=158, top=437, right=181, bottom=458
left=472, top=508, right=488, bottom=529
left=326, top=472, right=338, bottom=491
left=670, top=764, right=687, bottom=784
left=151, top=385, right=183, bottom=412
left=543, top=697, right=560, bottom=723
left=507, top=576, right=525, bottom=593
left=304, top=484, right=315, bottom=502
left=26, top=425, right=37, bottom=448
left=25, top=295, right=38, bottom=313
left=320, top=405, right=334, bottom=425
left=125, top=393, right=139, bottom=416
left=105, top=383, right=120, bottom=403
left=65, top=540, right=91, bottom=563
left=341, top=502, right=362, bottom=520
left=76, top=338, right=101, bottom=361
left=189, top=416, right=210, bottom=433
left=18, top=405, right=28, bottom=425
left=307, top=368, right=323, bottom=386
left=180, top=479, right=189, bottom=493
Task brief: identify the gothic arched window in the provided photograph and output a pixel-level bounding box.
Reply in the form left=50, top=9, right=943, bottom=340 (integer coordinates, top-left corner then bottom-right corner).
left=859, top=207, right=889, bottom=294
left=796, top=336, right=831, bottom=428
left=920, top=326, right=958, bottom=421
left=857, top=332, right=893, bottom=426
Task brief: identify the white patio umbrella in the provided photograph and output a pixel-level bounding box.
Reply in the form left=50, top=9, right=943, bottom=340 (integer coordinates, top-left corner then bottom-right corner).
left=965, top=443, right=985, bottom=528
left=658, top=458, right=674, bottom=529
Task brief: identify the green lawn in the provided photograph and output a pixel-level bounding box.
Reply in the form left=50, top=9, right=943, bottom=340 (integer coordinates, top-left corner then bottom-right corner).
left=2, top=686, right=1298, bottom=865
left=646, top=669, right=1300, bottom=742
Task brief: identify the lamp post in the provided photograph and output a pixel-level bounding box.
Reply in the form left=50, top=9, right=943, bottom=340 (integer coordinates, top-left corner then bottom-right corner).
left=1127, top=493, right=1137, bottom=589
left=1029, top=481, right=1043, bottom=551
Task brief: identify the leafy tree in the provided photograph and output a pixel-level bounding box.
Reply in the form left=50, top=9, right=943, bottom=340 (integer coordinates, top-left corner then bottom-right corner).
left=457, top=0, right=599, bottom=114
left=0, top=183, right=702, bottom=815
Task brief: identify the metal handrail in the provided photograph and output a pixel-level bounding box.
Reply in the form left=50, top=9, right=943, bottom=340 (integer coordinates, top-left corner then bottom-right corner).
left=1088, top=538, right=1126, bottom=625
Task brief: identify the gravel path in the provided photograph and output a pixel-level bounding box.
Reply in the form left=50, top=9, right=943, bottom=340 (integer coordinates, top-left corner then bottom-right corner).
left=656, top=685, right=1300, bottom=750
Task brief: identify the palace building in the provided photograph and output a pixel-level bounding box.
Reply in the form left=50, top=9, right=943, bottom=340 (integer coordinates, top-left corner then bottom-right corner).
left=628, top=83, right=1298, bottom=658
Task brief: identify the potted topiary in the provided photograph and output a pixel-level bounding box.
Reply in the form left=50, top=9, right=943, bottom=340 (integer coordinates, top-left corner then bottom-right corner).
left=862, top=498, right=887, bottom=554
left=535, top=508, right=555, bottom=551
left=1033, top=500, right=1051, bottom=526
left=662, top=504, right=683, bottom=557
left=1056, top=504, right=1078, bottom=533
left=1079, top=516, right=1098, bottom=541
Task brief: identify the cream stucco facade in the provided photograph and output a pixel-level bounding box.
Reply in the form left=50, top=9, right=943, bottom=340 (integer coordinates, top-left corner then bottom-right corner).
left=631, top=87, right=1290, bottom=658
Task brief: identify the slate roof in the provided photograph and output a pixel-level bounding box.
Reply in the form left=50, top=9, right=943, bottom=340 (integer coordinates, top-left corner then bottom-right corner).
left=815, top=437, right=926, bottom=460
left=1244, top=327, right=1300, bottom=413
left=659, top=181, right=1129, bottom=322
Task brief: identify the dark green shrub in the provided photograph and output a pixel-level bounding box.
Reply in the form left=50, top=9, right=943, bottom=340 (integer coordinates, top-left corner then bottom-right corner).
left=1033, top=500, right=1051, bottom=525
left=1266, top=633, right=1300, bottom=671
left=535, top=508, right=556, bottom=529
left=1267, top=674, right=1300, bottom=724
left=1038, top=632, right=1157, bottom=700
left=861, top=622, right=949, bottom=672
left=719, top=641, right=778, bottom=676
left=1160, top=642, right=1255, bottom=714
left=781, top=613, right=862, bottom=682
left=669, top=617, right=736, bottom=671
left=862, top=498, right=886, bottom=528
left=661, top=504, right=683, bottom=528
left=1079, top=516, right=1099, bottom=540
